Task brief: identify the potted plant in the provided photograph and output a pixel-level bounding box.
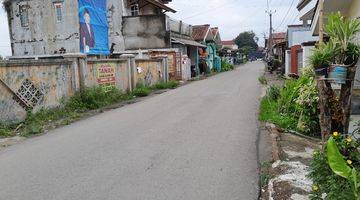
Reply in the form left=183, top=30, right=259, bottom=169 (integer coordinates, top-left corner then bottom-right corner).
left=325, top=13, right=360, bottom=84
left=309, top=41, right=334, bottom=78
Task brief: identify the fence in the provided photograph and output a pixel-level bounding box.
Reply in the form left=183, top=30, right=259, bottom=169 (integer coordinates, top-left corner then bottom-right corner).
left=0, top=54, right=168, bottom=122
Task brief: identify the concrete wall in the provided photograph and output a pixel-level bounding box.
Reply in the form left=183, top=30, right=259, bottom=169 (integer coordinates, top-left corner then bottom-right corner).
left=0, top=59, right=77, bottom=122
left=122, top=14, right=170, bottom=50
left=5, top=0, right=80, bottom=56
left=287, top=26, right=318, bottom=48
left=133, top=59, right=167, bottom=87
left=168, top=18, right=192, bottom=36
left=4, top=0, right=126, bottom=56
left=86, top=59, right=131, bottom=92
left=348, top=0, right=360, bottom=18
left=302, top=45, right=315, bottom=69
left=0, top=55, right=169, bottom=122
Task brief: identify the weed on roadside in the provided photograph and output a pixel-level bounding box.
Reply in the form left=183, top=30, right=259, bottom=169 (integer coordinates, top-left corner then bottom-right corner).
left=258, top=76, right=268, bottom=85
left=260, top=161, right=273, bottom=188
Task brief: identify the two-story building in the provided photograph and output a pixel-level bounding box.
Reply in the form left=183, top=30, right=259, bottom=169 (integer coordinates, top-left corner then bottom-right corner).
left=3, top=0, right=176, bottom=56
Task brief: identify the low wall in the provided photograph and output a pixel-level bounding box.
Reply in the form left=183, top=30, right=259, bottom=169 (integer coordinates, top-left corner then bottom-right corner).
left=0, top=59, right=77, bottom=122
left=0, top=55, right=169, bottom=122
left=134, top=59, right=166, bottom=87
left=86, top=59, right=132, bottom=92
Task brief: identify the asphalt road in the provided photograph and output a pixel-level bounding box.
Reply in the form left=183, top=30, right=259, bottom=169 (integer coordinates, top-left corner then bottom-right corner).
left=0, top=61, right=263, bottom=200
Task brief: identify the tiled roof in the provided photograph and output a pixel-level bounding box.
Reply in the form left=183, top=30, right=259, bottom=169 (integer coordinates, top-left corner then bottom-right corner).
left=272, top=32, right=286, bottom=39
left=222, top=40, right=235, bottom=45
left=192, top=25, right=211, bottom=41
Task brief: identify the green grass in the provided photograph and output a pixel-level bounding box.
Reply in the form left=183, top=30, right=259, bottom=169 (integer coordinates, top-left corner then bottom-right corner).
left=0, top=81, right=181, bottom=138
left=259, top=97, right=298, bottom=131
left=260, top=161, right=273, bottom=188
left=151, top=80, right=179, bottom=90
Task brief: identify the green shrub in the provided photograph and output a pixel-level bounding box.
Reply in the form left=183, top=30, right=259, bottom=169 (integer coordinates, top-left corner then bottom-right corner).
left=0, top=124, right=14, bottom=138
left=309, top=150, right=354, bottom=200
left=309, top=134, right=359, bottom=200
left=258, top=76, right=268, bottom=85
left=221, top=60, right=234, bottom=72
left=66, top=86, right=124, bottom=111
left=267, top=85, right=280, bottom=101
left=259, top=75, right=320, bottom=136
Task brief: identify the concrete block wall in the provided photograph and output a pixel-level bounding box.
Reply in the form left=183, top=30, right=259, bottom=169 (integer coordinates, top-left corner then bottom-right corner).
left=0, top=55, right=169, bottom=122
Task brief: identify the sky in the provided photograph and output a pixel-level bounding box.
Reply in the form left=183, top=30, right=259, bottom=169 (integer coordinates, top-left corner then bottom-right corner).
left=0, top=0, right=301, bottom=57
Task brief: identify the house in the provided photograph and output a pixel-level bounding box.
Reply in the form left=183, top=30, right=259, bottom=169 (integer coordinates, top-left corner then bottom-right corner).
left=221, top=40, right=238, bottom=50
left=270, top=32, right=286, bottom=64
left=192, top=24, right=221, bottom=72
left=284, top=0, right=318, bottom=76
left=310, top=0, right=360, bottom=113
left=3, top=0, right=176, bottom=56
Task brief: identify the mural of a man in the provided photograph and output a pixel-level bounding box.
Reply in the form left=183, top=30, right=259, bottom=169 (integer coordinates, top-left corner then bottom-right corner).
left=80, top=9, right=95, bottom=53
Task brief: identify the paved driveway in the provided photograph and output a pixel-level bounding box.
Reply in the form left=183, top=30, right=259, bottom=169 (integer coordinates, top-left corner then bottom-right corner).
left=0, top=61, right=263, bottom=200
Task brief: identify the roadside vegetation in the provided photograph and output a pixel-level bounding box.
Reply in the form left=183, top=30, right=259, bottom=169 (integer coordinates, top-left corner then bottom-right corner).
left=221, top=60, right=235, bottom=72
left=258, top=75, right=267, bottom=85
left=259, top=67, right=320, bottom=136
left=0, top=80, right=180, bottom=138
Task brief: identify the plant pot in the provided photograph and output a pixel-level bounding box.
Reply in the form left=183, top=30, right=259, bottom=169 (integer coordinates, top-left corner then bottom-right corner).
left=315, top=67, right=328, bottom=78
left=329, top=65, right=348, bottom=84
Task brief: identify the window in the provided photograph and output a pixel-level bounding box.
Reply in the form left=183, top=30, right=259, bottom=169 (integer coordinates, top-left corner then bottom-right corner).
left=130, top=4, right=139, bottom=16
left=54, top=3, right=63, bottom=22
left=19, top=5, right=29, bottom=27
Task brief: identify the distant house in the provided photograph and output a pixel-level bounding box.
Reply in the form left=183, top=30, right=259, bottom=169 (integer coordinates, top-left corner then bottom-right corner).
left=192, top=24, right=221, bottom=72
left=221, top=40, right=238, bottom=50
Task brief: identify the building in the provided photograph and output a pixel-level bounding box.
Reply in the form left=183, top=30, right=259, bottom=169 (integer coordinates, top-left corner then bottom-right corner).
left=192, top=24, right=221, bottom=72
left=221, top=40, right=238, bottom=50
left=3, top=0, right=176, bottom=56
left=284, top=0, right=318, bottom=76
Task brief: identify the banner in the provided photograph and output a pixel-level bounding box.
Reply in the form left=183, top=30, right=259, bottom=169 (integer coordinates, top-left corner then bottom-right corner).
left=78, top=0, right=109, bottom=55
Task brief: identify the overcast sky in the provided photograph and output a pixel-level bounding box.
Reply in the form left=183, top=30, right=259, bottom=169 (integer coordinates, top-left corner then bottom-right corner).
left=0, top=0, right=301, bottom=57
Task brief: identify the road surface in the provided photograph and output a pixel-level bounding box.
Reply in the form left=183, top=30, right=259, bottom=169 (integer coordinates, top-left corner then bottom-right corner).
left=0, top=61, right=263, bottom=200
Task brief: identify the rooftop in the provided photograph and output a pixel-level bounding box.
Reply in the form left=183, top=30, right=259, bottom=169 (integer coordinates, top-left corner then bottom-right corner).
left=192, top=24, right=211, bottom=41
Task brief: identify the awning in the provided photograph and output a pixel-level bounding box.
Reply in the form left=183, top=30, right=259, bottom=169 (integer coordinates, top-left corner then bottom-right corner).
left=171, top=38, right=207, bottom=48
left=144, top=0, right=177, bottom=13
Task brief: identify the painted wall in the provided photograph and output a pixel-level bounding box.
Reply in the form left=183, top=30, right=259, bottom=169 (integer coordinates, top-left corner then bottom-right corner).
left=5, top=0, right=126, bottom=56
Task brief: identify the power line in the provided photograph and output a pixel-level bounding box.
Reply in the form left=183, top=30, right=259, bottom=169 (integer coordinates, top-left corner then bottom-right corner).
left=274, top=0, right=296, bottom=31
left=182, top=0, right=239, bottom=20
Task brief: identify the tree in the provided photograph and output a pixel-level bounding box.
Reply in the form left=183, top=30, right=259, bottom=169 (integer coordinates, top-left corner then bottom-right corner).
left=234, top=31, right=258, bottom=53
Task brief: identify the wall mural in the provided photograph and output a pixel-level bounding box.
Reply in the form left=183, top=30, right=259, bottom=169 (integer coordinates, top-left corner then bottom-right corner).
left=78, top=0, right=109, bottom=55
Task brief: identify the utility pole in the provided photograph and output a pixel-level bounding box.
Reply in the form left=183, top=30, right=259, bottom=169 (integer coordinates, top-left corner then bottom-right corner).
left=266, top=10, right=276, bottom=57
left=319, top=0, right=324, bottom=43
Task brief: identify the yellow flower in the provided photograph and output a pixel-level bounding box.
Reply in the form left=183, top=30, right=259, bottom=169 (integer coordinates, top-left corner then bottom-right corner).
left=333, top=132, right=340, bottom=137
left=347, top=160, right=353, bottom=165
left=312, top=185, right=319, bottom=192
left=346, top=137, right=352, bottom=143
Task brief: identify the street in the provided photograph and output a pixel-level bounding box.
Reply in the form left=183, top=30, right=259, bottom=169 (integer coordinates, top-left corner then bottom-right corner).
left=0, top=62, right=263, bottom=200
